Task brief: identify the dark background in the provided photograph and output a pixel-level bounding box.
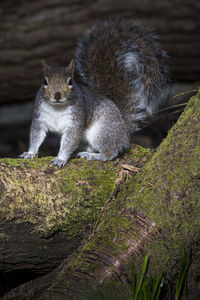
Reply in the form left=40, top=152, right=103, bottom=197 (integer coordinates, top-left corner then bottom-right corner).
left=0, top=0, right=199, bottom=158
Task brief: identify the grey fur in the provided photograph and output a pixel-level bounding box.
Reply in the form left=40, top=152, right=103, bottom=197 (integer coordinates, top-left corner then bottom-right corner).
left=19, top=75, right=129, bottom=167
left=19, top=83, right=85, bottom=167
left=75, top=18, right=171, bottom=132
left=20, top=19, right=170, bottom=167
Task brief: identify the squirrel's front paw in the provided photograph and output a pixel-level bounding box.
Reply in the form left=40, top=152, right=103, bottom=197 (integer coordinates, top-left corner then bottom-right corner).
left=52, top=157, right=67, bottom=167
left=19, top=152, right=35, bottom=159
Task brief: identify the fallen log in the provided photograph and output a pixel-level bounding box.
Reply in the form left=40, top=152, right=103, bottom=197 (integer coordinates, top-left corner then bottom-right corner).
left=0, top=142, right=151, bottom=296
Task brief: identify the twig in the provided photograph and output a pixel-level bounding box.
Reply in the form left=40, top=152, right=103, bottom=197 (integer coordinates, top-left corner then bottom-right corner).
left=159, top=103, right=187, bottom=113
left=121, top=164, right=140, bottom=173
left=171, top=89, right=198, bottom=100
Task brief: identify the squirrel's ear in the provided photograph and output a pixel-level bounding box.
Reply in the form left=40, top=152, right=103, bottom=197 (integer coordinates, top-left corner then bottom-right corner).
left=66, top=59, right=74, bottom=76
left=41, top=60, right=51, bottom=76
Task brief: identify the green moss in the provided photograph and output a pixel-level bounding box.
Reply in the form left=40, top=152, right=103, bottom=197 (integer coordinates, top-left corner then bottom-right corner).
left=132, top=145, right=153, bottom=158
left=0, top=158, right=25, bottom=167
left=47, top=159, right=120, bottom=238
left=123, top=145, right=153, bottom=163
left=61, top=145, right=154, bottom=267
left=122, top=92, right=200, bottom=260
left=0, top=157, right=53, bottom=169
left=0, top=155, right=126, bottom=241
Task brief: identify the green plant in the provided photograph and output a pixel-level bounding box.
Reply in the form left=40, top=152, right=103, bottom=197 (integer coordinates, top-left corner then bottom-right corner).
left=175, top=243, right=191, bottom=300
left=131, top=253, right=164, bottom=300
left=131, top=243, right=190, bottom=300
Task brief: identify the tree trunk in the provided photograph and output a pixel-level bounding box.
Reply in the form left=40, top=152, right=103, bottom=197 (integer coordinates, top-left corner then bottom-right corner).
left=0, top=0, right=199, bottom=105
left=1, top=91, right=200, bottom=299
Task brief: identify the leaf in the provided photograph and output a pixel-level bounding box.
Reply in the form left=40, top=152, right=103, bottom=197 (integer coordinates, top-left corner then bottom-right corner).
left=175, top=242, right=190, bottom=300
left=131, top=258, right=136, bottom=300
left=151, top=272, right=164, bottom=300
left=135, top=253, right=149, bottom=299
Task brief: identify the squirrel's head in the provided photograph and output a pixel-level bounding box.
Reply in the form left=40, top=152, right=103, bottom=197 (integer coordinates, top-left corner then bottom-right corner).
left=41, top=60, right=74, bottom=105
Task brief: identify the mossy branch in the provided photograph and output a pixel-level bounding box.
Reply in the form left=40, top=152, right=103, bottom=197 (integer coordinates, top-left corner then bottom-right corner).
left=0, top=142, right=151, bottom=278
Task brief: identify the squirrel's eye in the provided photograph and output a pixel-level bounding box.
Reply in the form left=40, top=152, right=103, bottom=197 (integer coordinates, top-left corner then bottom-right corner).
left=44, top=78, right=48, bottom=87
left=68, top=78, right=73, bottom=87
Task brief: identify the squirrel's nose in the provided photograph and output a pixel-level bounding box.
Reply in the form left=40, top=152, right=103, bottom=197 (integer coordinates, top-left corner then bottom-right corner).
left=55, top=92, right=61, bottom=101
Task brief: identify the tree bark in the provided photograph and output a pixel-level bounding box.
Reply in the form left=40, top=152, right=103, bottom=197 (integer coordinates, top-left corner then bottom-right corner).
left=0, top=0, right=199, bottom=105
left=0, top=145, right=151, bottom=294
left=1, top=91, right=200, bottom=299
left=0, top=157, right=121, bottom=272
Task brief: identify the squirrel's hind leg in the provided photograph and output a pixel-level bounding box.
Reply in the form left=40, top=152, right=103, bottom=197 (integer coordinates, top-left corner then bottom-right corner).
left=79, top=102, right=130, bottom=161
left=77, top=150, right=117, bottom=161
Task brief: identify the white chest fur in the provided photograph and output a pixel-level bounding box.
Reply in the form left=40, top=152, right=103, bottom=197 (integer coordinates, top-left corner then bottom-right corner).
left=38, top=101, right=73, bottom=134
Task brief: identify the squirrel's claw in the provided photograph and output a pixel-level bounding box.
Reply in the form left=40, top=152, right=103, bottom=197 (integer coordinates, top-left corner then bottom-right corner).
left=19, top=152, right=35, bottom=159
left=52, top=157, right=67, bottom=167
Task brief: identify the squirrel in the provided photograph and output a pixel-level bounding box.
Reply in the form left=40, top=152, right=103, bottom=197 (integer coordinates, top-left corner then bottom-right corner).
left=20, top=19, right=171, bottom=167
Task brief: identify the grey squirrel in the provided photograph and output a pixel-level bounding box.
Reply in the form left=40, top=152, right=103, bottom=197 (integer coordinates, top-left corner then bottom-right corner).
left=20, top=19, right=171, bottom=167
